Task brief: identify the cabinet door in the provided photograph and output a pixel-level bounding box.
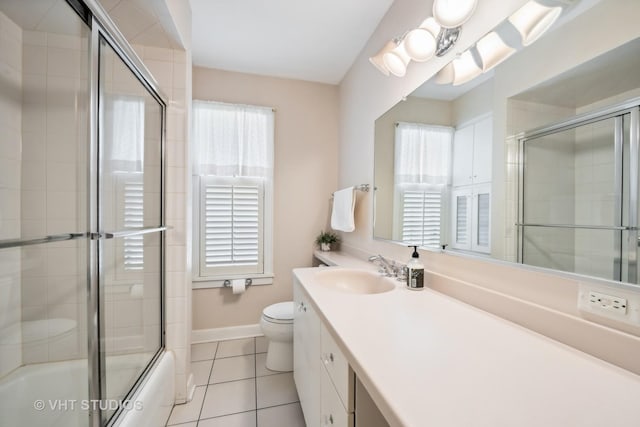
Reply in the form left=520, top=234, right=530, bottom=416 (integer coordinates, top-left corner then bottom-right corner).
left=321, top=325, right=354, bottom=412
left=293, top=279, right=321, bottom=427
left=452, top=126, right=474, bottom=186
left=451, top=188, right=472, bottom=250
left=321, top=366, right=354, bottom=427
left=472, top=116, right=492, bottom=183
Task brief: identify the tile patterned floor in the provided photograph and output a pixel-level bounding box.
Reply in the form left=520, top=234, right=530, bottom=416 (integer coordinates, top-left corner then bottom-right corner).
left=167, top=337, right=306, bottom=427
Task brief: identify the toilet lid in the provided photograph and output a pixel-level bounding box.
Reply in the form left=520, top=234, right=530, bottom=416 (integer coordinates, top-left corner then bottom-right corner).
left=263, top=302, right=294, bottom=322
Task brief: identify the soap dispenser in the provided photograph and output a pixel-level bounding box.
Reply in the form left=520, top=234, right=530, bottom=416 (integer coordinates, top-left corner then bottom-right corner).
left=406, top=246, right=424, bottom=290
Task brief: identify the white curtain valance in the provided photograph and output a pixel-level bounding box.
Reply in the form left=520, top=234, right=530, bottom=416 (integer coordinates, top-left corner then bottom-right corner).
left=192, top=100, right=274, bottom=178
left=394, top=122, right=453, bottom=185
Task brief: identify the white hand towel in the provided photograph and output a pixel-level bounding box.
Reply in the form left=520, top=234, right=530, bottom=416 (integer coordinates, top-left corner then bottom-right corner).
left=331, top=187, right=356, bottom=232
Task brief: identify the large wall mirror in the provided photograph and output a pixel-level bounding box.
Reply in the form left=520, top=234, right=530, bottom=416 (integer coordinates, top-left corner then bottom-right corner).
left=373, top=0, right=640, bottom=287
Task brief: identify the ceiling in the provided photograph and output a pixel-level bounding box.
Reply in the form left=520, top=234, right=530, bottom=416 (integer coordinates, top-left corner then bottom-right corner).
left=190, top=0, right=394, bottom=85
left=0, top=0, right=183, bottom=48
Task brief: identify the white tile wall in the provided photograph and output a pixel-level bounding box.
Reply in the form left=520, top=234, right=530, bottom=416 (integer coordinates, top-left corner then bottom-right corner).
left=133, top=43, right=192, bottom=403
left=0, top=10, right=22, bottom=378
left=18, top=27, right=89, bottom=365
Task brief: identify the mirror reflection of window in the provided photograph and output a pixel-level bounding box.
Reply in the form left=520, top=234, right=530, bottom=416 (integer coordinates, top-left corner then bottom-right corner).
left=393, top=122, right=453, bottom=247
left=105, top=95, right=146, bottom=278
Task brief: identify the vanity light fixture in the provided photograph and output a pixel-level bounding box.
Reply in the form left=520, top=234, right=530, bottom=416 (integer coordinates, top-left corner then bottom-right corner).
left=369, top=1, right=475, bottom=77
left=433, top=0, right=478, bottom=28
left=370, top=0, right=565, bottom=79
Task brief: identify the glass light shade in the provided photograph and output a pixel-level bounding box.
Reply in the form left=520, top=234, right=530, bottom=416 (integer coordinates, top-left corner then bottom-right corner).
left=476, top=31, right=516, bottom=72
left=383, top=42, right=411, bottom=77
left=404, top=17, right=440, bottom=62
left=508, top=1, right=562, bottom=46
left=452, top=50, right=482, bottom=86
left=404, top=29, right=437, bottom=62
left=433, top=0, right=478, bottom=28
left=435, top=63, right=455, bottom=84
left=369, top=41, right=396, bottom=76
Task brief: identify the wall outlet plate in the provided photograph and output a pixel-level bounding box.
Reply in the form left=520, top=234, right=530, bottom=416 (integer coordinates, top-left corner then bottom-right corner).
left=578, top=283, right=640, bottom=326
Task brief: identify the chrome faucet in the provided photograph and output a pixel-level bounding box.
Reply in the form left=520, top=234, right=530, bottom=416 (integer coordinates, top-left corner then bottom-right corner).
left=368, top=254, right=404, bottom=280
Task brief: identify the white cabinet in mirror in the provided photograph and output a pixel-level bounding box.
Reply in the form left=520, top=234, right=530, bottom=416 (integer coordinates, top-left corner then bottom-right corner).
left=373, top=2, right=640, bottom=287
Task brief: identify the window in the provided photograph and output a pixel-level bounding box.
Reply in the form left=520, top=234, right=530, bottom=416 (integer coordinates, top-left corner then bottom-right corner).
left=192, top=100, right=274, bottom=283
left=393, top=122, right=453, bottom=248
left=104, top=95, right=145, bottom=280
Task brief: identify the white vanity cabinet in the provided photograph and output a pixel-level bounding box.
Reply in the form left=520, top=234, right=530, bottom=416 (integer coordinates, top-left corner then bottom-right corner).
left=294, top=277, right=356, bottom=427
left=320, top=324, right=354, bottom=427
left=293, top=278, right=321, bottom=427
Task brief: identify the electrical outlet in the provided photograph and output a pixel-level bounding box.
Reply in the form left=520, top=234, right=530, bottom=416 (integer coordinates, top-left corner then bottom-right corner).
left=578, top=283, right=640, bottom=326
left=588, top=291, right=627, bottom=314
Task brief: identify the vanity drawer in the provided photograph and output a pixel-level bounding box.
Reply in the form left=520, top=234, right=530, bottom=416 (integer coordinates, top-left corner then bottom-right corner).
left=321, top=364, right=354, bottom=427
left=321, top=324, right=354, bottom=412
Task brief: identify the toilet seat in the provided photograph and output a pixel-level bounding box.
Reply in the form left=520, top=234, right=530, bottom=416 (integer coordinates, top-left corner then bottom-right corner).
left=262, top=302, right=294, bottom=324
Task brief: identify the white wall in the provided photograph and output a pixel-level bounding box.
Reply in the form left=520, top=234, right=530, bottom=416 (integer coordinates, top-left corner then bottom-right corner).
left=338, top=0, right=640, bottom=375
left=191, top=67, right=339, bottom=331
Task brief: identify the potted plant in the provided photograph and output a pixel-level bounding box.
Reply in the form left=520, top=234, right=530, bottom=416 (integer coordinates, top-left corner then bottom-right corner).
left=315, top=230, right=339, bottom=251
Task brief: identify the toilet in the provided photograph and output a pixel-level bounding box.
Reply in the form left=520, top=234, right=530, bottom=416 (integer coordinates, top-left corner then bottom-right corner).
left=260, top=301, right=294, bottom=372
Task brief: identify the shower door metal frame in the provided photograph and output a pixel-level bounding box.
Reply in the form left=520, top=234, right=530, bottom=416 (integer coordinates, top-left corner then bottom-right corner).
left=516, top=97, right=640, bottom=285
left=82, top=0, right=168, bottom=426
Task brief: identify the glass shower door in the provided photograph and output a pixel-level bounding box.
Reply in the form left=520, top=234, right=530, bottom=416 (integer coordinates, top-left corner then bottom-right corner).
left=518, top=109, right=638, bottom=284
left=97, top=36, right=164, bottom=423
left=0, top=1, right=91, bottom=426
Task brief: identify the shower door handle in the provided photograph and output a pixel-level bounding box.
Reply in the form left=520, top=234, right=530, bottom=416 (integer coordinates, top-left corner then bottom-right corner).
left=91, top=226, right=170, bottom=240
left=0, top=232, right=87, bottom=249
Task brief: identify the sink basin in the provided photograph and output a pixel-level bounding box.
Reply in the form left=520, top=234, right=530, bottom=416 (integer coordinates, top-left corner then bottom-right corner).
left=314, top=269, right=396, bottom=294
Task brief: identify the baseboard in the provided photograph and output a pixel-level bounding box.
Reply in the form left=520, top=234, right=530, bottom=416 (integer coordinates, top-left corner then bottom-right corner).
left=192, top=324, right=263, bottom=343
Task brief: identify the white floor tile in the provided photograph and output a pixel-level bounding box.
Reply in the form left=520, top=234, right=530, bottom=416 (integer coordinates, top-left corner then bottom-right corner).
left=257, top=402, right=305, bottom=427
left=191, top=360, right=213, bottom=386
left=192, top=342, right=218, bottom=361
left=255, top=353, right=280, bottom=377
left=167, top=386, right=205, bottom=425
left=255, top=336, right=268, bottom=353
left=167, top=422, right=197, bottom=427
left=210, top=354, right=256, bottom=384
left=216, top=338, right=255, bottom=358
left=197, top=411, right=257, bottom=427
left=256, top=373, right=299, bottom=409
left=201, top=379, right=256, bottom=419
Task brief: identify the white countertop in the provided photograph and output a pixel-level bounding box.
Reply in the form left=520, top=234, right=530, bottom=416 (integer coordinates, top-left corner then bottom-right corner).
left=295, top=254, right=640, bottom=427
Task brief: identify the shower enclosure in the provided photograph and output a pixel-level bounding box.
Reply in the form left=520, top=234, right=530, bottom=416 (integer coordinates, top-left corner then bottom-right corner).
left=0, top=1, right=166, bottom=426
left=517, top=100, right=640, bottom=284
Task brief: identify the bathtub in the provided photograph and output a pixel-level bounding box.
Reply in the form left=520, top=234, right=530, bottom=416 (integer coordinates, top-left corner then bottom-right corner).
left=0, top=351, right=174, bottom=427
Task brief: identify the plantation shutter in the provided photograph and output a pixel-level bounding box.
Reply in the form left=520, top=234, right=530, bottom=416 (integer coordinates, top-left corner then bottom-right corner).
left=200, top=176, right=263, bottom=276
left=456, top=194, right=469, bottom=246
left=476, top=192, right=490, bottom=247
left=123, top=180, right=144, bottom=271
left=401, top=190, right=442, bottom=248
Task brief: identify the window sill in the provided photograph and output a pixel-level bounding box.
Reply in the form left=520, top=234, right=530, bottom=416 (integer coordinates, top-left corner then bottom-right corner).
left=192, top=274, right=274, bottom=289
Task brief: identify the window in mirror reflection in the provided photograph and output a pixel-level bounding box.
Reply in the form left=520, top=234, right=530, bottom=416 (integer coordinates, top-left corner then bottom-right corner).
left=393, top=123, right=452, bottom=247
